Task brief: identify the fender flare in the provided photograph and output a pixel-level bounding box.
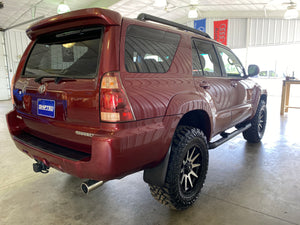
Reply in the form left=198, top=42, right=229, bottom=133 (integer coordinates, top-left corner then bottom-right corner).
left=251, top=86, right=268, bottom=119
left=165, top=92, right=213, bottom=117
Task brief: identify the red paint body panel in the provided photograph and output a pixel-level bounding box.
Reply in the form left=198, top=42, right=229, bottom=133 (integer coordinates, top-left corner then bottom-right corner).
left=7, top=109, right=179, bottom=180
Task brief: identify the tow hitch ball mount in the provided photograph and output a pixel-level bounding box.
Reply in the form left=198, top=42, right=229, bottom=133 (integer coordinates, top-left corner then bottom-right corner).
left=33, top=160, right=49, bottom=174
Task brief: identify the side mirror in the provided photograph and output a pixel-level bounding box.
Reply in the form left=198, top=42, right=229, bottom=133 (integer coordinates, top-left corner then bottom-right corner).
left=248, top=64, right=260, bottom=77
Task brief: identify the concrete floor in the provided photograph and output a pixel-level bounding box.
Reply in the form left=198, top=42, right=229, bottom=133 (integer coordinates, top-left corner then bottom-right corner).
left=0, top=95, right=299, bottom=225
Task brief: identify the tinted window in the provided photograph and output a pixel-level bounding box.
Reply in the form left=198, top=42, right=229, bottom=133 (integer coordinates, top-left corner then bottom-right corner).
left=192, top=42, right=203, bottom=76
left=217, top=47, right=245, bottom=77
left=24, top=27, right=103, bottom=78
left=125, top=25, right=180, bottom=73
left=193, top=40, right=222, bottom=77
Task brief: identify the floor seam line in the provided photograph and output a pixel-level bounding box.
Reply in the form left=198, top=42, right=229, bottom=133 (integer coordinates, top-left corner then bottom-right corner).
left=0, top=175, right=38, bottom=191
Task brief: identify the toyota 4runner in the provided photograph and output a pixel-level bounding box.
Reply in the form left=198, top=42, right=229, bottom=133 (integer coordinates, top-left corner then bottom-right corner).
left=6, top=8, right=267, bottom=210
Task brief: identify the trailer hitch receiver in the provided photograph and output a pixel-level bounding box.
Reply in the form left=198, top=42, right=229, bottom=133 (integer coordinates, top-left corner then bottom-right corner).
left=33, top=160, right=49, bottom=174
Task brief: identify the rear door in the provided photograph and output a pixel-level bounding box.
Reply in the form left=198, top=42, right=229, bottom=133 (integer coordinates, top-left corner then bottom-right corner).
left=192, top=39, right=233, bottom=135
left=215, top=46, right=254, bottom=125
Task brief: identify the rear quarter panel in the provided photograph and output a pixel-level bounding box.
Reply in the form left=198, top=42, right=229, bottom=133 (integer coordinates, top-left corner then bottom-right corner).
left=119, top=19, right=195, bottom=120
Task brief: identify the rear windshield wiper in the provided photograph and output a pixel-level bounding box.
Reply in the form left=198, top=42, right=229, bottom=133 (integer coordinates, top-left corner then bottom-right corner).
left=34, top=75, right=75, bottom=84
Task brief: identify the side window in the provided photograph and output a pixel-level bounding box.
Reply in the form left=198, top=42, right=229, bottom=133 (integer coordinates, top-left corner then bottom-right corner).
left=125, top=25, right=180, bottom=73
left=193, top=40, right=222, bottom=77
left=192, top=42, right=203, bottom=76
left=217, top=47, right=245, bottom=77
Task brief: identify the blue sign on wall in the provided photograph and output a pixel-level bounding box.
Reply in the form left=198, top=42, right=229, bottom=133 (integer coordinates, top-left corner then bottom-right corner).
left=194, top=19, right=206, bottom=32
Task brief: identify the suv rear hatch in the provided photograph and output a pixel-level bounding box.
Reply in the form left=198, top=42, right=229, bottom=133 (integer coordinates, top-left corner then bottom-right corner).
left=12, top=9, right=122, bottom=156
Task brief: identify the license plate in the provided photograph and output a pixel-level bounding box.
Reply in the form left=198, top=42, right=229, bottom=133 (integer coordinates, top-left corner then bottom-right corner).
left=37, top=99, right=55, bottom=118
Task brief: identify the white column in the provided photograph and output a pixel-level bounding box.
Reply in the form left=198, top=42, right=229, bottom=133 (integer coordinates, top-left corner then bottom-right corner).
left=0, top=31, right=10, bottom=100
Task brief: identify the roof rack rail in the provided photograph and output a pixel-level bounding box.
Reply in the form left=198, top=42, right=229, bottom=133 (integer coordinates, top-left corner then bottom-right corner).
left=137, top=13, right=211, bottom=39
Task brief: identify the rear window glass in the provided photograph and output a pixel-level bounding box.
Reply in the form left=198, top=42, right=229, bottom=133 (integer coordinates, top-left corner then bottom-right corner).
left=23, top=27, right=103, bottom=78
left=125, top=25, right=180, bottom=73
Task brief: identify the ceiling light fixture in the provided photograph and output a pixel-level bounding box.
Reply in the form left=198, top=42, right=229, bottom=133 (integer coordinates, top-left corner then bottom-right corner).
left=188, top=8, right=198, bottom=18
left=57, top=1, right=70, bottom=14
left=153, top=0, right=167, bottom=8
left=284, top=5, right=299, bottom=19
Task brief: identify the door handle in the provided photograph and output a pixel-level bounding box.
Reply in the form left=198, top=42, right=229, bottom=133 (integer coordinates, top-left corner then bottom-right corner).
left=231, top=81, right=238, bottom=88
left=199, top=81, right=210, bottom=89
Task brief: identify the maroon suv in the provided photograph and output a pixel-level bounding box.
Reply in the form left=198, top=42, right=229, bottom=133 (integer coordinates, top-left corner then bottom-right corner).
left=6, top=8, right=267, bottom=210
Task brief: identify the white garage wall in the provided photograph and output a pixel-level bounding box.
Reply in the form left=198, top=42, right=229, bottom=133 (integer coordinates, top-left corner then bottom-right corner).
left=0, top=29, right=29, bottom=100
left=249, top=19, right=300, bottom=46
left=188, top=18, right=300, bottom=49
left=5, top=29, right=30, bottom=84
left=0, top=32, right=10, bottom=100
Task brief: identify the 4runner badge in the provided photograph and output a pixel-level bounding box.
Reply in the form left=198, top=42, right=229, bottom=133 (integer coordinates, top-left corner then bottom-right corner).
left=38, top=84, right=47, bottom=94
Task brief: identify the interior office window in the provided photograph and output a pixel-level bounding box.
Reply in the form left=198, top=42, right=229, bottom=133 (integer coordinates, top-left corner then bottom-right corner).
left=193, top=40, right=222, bottom=77
left=125, top=25, right=180, bottom=73
left=217, top=47, right=245, bottom=77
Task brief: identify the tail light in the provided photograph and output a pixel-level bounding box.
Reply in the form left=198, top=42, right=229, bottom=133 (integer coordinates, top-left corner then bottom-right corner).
left=100, top=72, right=135, bottom=122
left=10, top=74, right=16, bottom=106
left=23, top=95, right=32, bottom=112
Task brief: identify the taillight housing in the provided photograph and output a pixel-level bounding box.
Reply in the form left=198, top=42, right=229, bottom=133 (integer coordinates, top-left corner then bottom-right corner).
left=10, top=74, right=16, bottom=106
left=100, top=72, right=135, bottom=122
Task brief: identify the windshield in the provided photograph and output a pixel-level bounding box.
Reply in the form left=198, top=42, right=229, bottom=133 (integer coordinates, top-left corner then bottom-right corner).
left=23, top=26, right=103, bottom=78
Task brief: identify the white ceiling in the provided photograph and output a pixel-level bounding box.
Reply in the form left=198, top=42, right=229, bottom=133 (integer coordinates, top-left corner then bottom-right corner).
left=0, top=0, right=299, bottom=31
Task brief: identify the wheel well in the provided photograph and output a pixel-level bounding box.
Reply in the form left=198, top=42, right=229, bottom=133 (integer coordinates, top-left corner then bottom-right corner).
left=143, top=110, right=211, bottom=187
left=177, top=110, right=211, bottom=140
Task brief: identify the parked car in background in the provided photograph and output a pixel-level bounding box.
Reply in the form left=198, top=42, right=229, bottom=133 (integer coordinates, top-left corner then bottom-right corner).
left=259, top=70, right=278, bottom=78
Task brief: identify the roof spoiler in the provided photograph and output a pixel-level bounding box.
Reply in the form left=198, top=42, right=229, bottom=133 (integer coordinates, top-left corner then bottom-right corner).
left=26, top=8, right=122, bottom=40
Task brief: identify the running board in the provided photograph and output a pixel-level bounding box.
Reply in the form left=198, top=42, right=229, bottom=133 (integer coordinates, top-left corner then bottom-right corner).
left=208, top=123, right=251, bottom=149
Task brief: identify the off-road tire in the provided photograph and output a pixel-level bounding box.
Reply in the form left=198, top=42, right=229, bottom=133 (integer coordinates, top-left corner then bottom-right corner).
left=243, top=100, right=267, bottom=143
left=149, top=126, right=209, bottom=210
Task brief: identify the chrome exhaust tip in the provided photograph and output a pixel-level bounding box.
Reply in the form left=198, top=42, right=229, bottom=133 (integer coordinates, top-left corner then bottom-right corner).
left=81, top=180, right=104, bottom=194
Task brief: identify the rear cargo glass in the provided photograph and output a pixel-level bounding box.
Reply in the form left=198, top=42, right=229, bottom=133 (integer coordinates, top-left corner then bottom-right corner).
left=23, top=27, right=103, bottom=78
left=125, top=25, right=180, bottom=73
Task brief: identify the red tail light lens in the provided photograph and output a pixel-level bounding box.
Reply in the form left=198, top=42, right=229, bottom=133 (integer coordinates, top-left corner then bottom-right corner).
left=100, top=72, right=135, bottom=122
left=23, top=95, right=32, bottom=112
left=11, top=74, right=16, bottom=106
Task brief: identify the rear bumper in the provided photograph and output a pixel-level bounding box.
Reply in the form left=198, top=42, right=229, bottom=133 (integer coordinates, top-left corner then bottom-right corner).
left=11, top=132, right=119, bottom=180
left=7, top=109, right=177, bottom=181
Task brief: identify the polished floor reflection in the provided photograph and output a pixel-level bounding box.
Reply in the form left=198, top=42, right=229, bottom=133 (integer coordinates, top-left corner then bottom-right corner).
left=0, top=96, right=299, bottom=225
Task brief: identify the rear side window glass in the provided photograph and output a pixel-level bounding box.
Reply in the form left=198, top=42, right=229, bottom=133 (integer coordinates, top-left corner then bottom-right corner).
left=125, top=25, right=180, bottom=73
left=23, top=27, right=103, bottom=78
left=193, top=39, right=222, bottom=77
left=192, top=42, right=203, bottom=76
